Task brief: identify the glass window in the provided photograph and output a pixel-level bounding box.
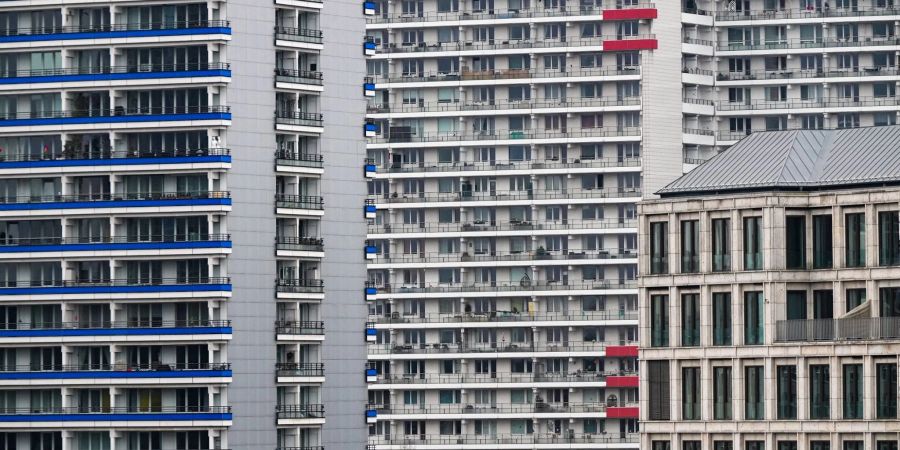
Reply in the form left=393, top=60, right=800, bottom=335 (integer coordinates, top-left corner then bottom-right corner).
left=745, top=365, right=764, bottom=420
left=681, top=220, right=699, bottom=273
left=809, top=364, right=830, bottom=419
left=681, top=293, right=700, bottom=347
left=877, top=363, right=898, bottom=418
left=650, top=222, right=668, bottom=274
left=744, top=291, right=764, bottom=345
left=845, top=213, right=865, bottom=267
left=843, top=364, right=863, bottom=419
left=812, top=215, right=832, bottom=268
left=787, top=291, right=807, bottom=320
left=713, top=366, right=732, bottom=420
left=651, top=294, right=669, bottom=347
left=682, top=366, right=700, bottom=420
left=777, top=365, right=797, bottom=419
left=786, top=216, right=806, bottom=269
left=712, top=218, right=731, bottom=271
left=648, top=360, right=670, bottom=420
left=713, top=292, right=732, bottom=346
left=746, top=442, right=765, bottom=450
left=846, top=288, right=866, bottom=312
left=879, top=211, right=900, bottom=266
left=744, top=216, right=763, bottom=270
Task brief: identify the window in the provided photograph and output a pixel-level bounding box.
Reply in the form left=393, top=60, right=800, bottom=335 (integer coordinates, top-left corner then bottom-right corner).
left=879, top=211, right=900, bottom=266
left=745, top=365, right=764, bottom=420
left=777, top=365, right=797, bottom=419
left=878, top=443, right=898, bottom=450
left=747, top=442, right=765, bottom=450
left=785, top=216, right=806, bottom=269
left=712, top=293, right=732, bottom=346
left=713, top=366, right=732, bottom=420
left=650, top=295, right=669, bottom=347
left=809, top=364, right=830, bottom=419
left=845, top=213, right=865, bottom=267
left=685, top=442, right=702, bottom=450
left=846, top=288, right=866, bottom=312
left=812, top=215, right=833, bottom=268
left=877, top=363, right=897, bottom=418
left=843, top=364, right=863, bottom=419
left=654, top=442, right=672, bottom=450
left=880, top=287, right=900, bottom=318
left=779, top=443, right=798, bottom=450
left=648, top=360, right=671, bottom=420
left=682, top=366, right=700, bottom=420
left=712, top=218, right=731, bottom=271
left=744, top=291, right=764, bottom=345
left=650, top=222, right=668, bottom=274
left=744, top=217, right=763, bottom=270
left=716, top=442, right=734, bottom=450
left=681, top=220, right=700, bottom=273
left=844, top=443, right=863, bottom=450
left=787, top=291, right=807, bottom=320
left=681, top=293, right=700, bottom=347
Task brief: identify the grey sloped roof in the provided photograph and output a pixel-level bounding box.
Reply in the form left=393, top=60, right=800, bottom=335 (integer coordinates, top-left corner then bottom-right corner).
left=658, top=126, right=900, bottom=196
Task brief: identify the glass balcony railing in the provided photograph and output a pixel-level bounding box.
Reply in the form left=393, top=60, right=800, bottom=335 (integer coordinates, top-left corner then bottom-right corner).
left=275, top=320, right=324, bottom=335
left=275, top=362, right=325, bottom=377
left=275, top=404, right=325, bottom=419
left=0, top=20, right=230, bottom=38
left=0, top=62, right=230, bottom=80
left=275, top=278, right=325, bottom=293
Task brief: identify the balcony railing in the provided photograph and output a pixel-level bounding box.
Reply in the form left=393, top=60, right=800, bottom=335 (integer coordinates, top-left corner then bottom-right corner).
left=0, top=62, right=230, bottom=79
left=276, top=404, right=325, bottom=419
left=366, top=280, right=636, bottom=294
left=369, top=127, right=642, bottom=144
left=275, top=68, right=324, bottom=85
left=0, top=277, right=230, bottom=289
left=275, top=236, right=324, bottom=252
left=0, top=405, right=231, bottom=415
left=275, top=362, right=325, bottom=377
left=370, top=249, right=637, bottom=264
left=0, top=20, right=230, bottom=37
left=367, top=97, right=641, bottom=114
left=0, top=234, right=230, bottom=247
left=374, top=402, right=628, bottom=415
left=0, top=147, right=229, bottom=164
left=719, top=37, right=900, bottom=52
left=275, top=151, right=324, bottom=168
left=776, top=316, right=900, bottom=342
left=0, top=106, right=230, bottom=121
left=714, top=6, right=900, bottom=21
left=369, top=433, right=639, bottom=446
left=371, top=188, right=642, bottom=204
left=717, top=96, right=900, bottom=111
left=369, top=310, right=637, bottom=325
left=373, top=36, right=654, bottom=54
left=371, top=67, right=640, bottom=84
left=368, top=340, right=638, bottom=355
left=716, top=67, right=900, bottom=82
left=0, top=320, right=230, bottom=331
left=375, top=157, right=641, bottom=174
left=275, top=194, right=325, bottom=210
left=0, top=362, right=230, bottom=373
left=275, top=320, right=325, bottom=335
left=0, top=191, right=230, bottom=205
left=367, top=219, right=637, bottom=235
left=274, top=26, right=324, bottom=44
left=274, top=111, right=324, bottom=127
left=372, top=370, right=637, bottom=385
left=367, top=2, right=656, bottom=23
left=275, top=278, right=325, bottom=293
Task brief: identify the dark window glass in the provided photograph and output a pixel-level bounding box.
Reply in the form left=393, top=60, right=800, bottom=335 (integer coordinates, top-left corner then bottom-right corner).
left=746, top=442, right=765, bottom=450
left=745, top=365, right=764, bottom=420
left=777, top=365, right=797, bottom=419
left=681, top=220, right=699, bottom=273
left=812, top=215, right=832, bottom=268
left=879, top=211, right=900, bottom=266
left=787, top=291, right=807, bottom=320
left=681, top=294, right=700, bottom=347
left=876, top=363, right=898, bottom=419
left=713, top=292, right=732, bottom=346
left=684, top=441, right=701, bottom=450
left=879, top=287, right=900, bottom=318
left=744, top=291, right=764, bottom=345
left=843, top=364, right=863, bottom=419
left=846, top=288, right=866, bottom=313
left=877, top=442, right=898, bottom=450
left=845, top=213, right=865, bottom=267
left=651, top=295, right=669, bottom=347
left=744, top=216, right=763, bottom=270
left=715, top=442, right=734, bottom=450
left=779, top=443, right=797, bottom=450
left=648, top=360, right=670, bottom=420
left=786, top=216, right=806, bottom=269
left=712, top=218, right=731, bottom=271
left=650, top=222, right=668, bottom=274
left=713, top=366, right=732, bottom=420
left=809, top=364, right=830, bottom=419
left=654, top=442, right=672, bottom=450
left=682, top=366, right=700, bottom=420
left=844, top=442, right=864, bottom=450
left=811, top=442, right=830, bottom=450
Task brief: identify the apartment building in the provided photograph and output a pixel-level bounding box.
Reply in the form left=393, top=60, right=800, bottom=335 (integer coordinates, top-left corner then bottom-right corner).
left=639, top=126, right=900, bottom=450
left=0, top=1, right=368, bottom=450
left=361, top=1, right=660, bottom=448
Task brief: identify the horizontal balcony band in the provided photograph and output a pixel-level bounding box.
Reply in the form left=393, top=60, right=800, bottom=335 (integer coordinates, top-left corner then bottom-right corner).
left=0, top=277, right=230, bottom=288
left=0, top=362, right=230, bottom=375
left=0, top=234, right=229, bottom=248
left=372, top=67, right=640, bottom=84
left=274, top=26, right=324, bottom=44
left=368, top=219, right=637, bottom=235
left=373, top=402, right=634, bottom=415
left=714, top=6, right=900, bottom=21
left=275, top=194, right=325, bottom=210
left=370, top=249, right=636, bottom=264
left=368, top=340, right=637, bottom=355
left=0, top=192, right=231, bottom=212
left=369, top=433, right=639, bottom=446
left=275, top=404, right=325, bottom=418
left=369, top=127, right=641, bottom=144
left=0, top=63, right=230, bottom=84
left=368, top=3, right=655, bottom=24
left=277, top=448, right=324, bottom=450
left=369, top=310, right=637, bottom=325
left=682, top=127, right=714, bottom=137
left=275, top=279, right=324, bottom=293
left=0, top=405, right=230, bottom=415
left=275, top=151, right=324, bottom=168
left=0, top=106, right=231, bottom=127
left=275, top=362, right=325, bottom=377
left=366, top=281, right=636, bottom=294
left=717, top=96, right=900, bottom=111
left=0, top=319, right=229, bottom=332
left=718, top=38, right=900, bottom=52
left=0, top=20, right=231, bottom=40
left=375, top=157, right=640, bottom=174
left=275, top=68, right=324, bottom=85
left=0, top=278, right=231, bottom=296
left=275, top=237, right=324, bottom=252
left=275, top=320, right=324, bottom=335
left=775, top=316, right=900, bottom=343
left=370, top=370, right=636, bottom=385
left=373, top=35, right=653, bottom=55
left=367, top=97, right=640, bottom=114
left=0, top=148, right=229, bottom=167
left=715, top=67, right=900, bottom=82
left=716, top=124, right=894, bottom=142
left=371, top=188, right=642, bottom=204
left=275, top=112, right=324, bottom=127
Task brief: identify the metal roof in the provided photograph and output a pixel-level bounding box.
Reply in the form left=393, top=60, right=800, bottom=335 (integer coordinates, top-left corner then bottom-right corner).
left=657, top=126, right=900, bottom=196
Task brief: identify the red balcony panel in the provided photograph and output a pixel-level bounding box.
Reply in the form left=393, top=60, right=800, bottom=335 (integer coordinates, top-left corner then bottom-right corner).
left=606, top=375, right=639, bottom=388
left=602, top=8, right=658, bottom=20
left=603, top=39, right=658, bottom=51
left=605, top=345, right=638, bottom=357
left=607, top=406, right=639, bottom=418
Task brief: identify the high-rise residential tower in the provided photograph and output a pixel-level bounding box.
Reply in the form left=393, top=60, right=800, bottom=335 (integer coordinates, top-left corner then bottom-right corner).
left=0, top=1, right=368, bottom=449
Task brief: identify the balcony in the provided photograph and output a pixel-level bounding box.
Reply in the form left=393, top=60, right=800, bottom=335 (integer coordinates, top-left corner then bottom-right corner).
left=275, top=278, right=325, bottom=293
left=275, top=320, right=325, bottom=335
left=0, top=62, right=230, bottom=85
left=0, top=277, right=231, bottom=295
left=371, top=370, right=637, bottom=385
left=0, top=362, right=231, bottom=380
left=370, top=188, right=642, bottom=205
left=275, top=68, right=324, bottom=86
left=0, top=319, right=231, bottom=338
left=367, top=97, right=641, bottom=115
left=368, top=127, right=641, bottom=145
left=0, top=234, right=231, bottom=253
left=370, top=249, right=637, bottom=265
left=275, top=194, right=325, bottom=210
left=373, top=402, right=617, bottom=415
left=367, top=280, right=636, bottom=295
left=715, top=67, right=900, bottom=82
left=274, top=27, right=324, bottom=45
left=369, top=433, right=639, bottom=446
left=275, top=362, right=325, bottom=377
left=275, top=151, right=324, bottom=169
left=373, top=36, right=621, bottom=55
left=368, top=340, right=638, bottom=355
left=775, top=316, right=900, bottom=343
left=718, top=37, right=900, bottom=52
left=367, top=219, right=637, bottom=235
left=374, top=157, right=640, bottom=175
left=0, top=405, right=232, bottom=421
left=717, top=96, right=900, bottom=112
left=366, top=3, right=656, bottom=24
left=714, top=6, right=900, bottom=21
left=274, top=111, right=324, bottom=128
left=0, top=20, right=231, bottom=42
left=372, top=67, right=640, bottom=84
left=275, top=236, right=325, bottom=252
left=369, top=310, right=638, bottom=325
left=0, top=147, right=229, bottom=167
left=0, top=105, right=231, bottom=127
left=0, top=191, right=231, bottom=212
left=275, top=404, right=325, bottom=419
